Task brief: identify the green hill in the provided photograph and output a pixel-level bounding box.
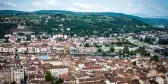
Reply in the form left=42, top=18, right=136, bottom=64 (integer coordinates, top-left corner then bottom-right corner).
left=0, top=10, right=167, bottom=26
left=30, top=13, right=154, bottom=36
left=0, top=10, right=26, bottom=14
left=0, top=10, right=166, bottom=37
left=142, top=18, right=168, bottom=26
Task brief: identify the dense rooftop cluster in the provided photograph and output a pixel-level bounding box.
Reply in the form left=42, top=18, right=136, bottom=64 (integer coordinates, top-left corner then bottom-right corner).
left=0, top=29, right=167, bottom=84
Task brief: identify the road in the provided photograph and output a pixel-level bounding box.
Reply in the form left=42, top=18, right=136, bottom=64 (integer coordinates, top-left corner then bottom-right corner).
left=127, top=38, right=163, bottom=57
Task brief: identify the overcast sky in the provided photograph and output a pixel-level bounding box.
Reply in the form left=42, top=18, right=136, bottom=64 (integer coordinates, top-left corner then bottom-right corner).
left=0, top=0, right=167, bottom=16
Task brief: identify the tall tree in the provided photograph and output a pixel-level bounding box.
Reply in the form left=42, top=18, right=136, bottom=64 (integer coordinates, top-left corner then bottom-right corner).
left=55, top=78, right=64, bottom=84
left=84, top=43, right=90, bottom=47
left=17, top=38, right=21, bottom=42
left=97, top=48, right=102, bottom=53
left=123, top=46, right=129, bottom=54
left=150, top=55, right=159, bottom=62
left=10, top=81, right=16, bottom=84
left=45, top=71, right=52, bottom=82
left=110, top=46, right=115, bottom=52
left=26, top=35, right=31, bottom=41
left=137, top=46, right=148, bottom=55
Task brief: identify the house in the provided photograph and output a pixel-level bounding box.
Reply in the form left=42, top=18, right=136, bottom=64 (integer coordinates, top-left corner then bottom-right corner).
left=41, top=59, right=62, bottom=66
left=53, top=34, right=68, bottom=39
left=0, top=69, right=11, bottom=84
left=11, top=67, right=24, bottom=84
left=48, top=66, right=69, bottom=77
left=69, top=47, right=78, bottom=53
left=78, top=47, right=98, bottom=53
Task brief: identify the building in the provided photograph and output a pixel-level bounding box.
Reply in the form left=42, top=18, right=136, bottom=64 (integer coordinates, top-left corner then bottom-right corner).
left=10, top=25, right=34, bottom=34
left=0, top=69, right=11, bottom=84
left=49, top=66, right=68, bottom=77
left=11, top=67, right=24, bottom=84
left=41, top=59, right=62, bottom=66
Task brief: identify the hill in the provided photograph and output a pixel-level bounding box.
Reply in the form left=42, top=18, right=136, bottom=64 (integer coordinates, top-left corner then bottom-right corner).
left=34, top=10, right=75, bottom=14
left=0, top=10, right=26, bottom=14
left=33, top=10, right=168, bottom=27
left=30, top=13, right=154, bottom=36
left=0, top=10, right=167, bottom=26
left=142, top=18, right=168, bottom=27
left=0, top=10, right=165, bottom=37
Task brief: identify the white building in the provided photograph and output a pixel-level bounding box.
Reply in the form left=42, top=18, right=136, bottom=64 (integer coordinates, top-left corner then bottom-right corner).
left=53, top=34, right=68, bottom=39
left=49, top=66, right=68, bottom=77
left=11, top=67, right=24, bottom=84
left=41, top=59, right=62, bottom=66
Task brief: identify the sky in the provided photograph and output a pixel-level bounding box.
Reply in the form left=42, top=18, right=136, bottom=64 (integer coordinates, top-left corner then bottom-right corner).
left=0, top=0, right=167, bottom=16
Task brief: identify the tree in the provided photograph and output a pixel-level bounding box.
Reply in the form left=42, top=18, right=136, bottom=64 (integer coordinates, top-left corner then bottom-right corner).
left=26, top=35, right=31, bottom=41
left=159, top=38, right=168, bottom=45
left=119, top=50, right=122, bottom=54
left=45, top=71, right=52, bottom=82
left=55, top=78, right=64, bottom=84
left=139, top=37, right=143, bottom=42
left=103, top=52, right=107, bottom=56
left=97, top=48, right=102, bottom=53
left=137, top=46, right=148, bottom=56
left=110, top=46, right=115, bottom=52
left=5, top=37, right=9, bottom=43
left=150, top=55, right=159, bottom=62
left=131, top=79, right=140, bottom=84
left=130, top=50, right=134, bottom=55
left=84, top=43, right=90, bottom=47
left=157, top=65, right=167, bottom=73
left=4, top=81, right=8, bottom=84
left=144, top=37, right=155, bottom=44
left=37, top=35, right=41, bottom=40
left=10, top=81, right=16, bottom=84
left=132, top=61, right=136, bottom=66
left=17, top=38, right=21, bottom=42
left=24, top=72, right=28, bottom=82
left=123, top=46, right=129, bottom=54
left=164, top=51, right=168, bottom=57
left=21, top=79, right=24, bottom=84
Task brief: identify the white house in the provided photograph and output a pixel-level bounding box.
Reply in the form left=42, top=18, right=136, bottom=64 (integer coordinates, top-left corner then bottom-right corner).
left=49, top=66, right=68, bottom=77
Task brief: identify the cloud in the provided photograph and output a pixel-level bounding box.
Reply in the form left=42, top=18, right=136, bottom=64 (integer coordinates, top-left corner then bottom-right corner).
left=0, top=1, right=16, bottom=10
left=32, top=0, right=58, bottom=6
left=73, top=2, right=91, bottom=9
left=32, top=1, right=43, bottom=7
left=157, top=8, right=160, bottom=11
left=46, top=0, right=57, bottom=6
left=68, top=2, right=111, bottom=12
left=140, top=4, right=143, bottom=9
left=66, top=7, right=78, bottom=12
left=127, top=3, right=133, bottom=7
left=5, top=2, right=16, bottom=7
left=32, top=0, right=59, bottom=10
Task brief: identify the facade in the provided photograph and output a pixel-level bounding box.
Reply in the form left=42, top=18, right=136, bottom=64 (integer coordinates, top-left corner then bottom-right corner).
left=11, top=67, right=24, bottom=84
left=0, top=69, right=11, bottom=84
left=49, top=66, right=68, bottom=77
left=41, top=59, right=62, bottom=66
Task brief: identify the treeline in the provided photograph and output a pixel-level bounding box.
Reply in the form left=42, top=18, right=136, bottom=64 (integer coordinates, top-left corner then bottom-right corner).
left=0, top=23, right=17, bottom=38
left=31, top=14, right=155, bottom=36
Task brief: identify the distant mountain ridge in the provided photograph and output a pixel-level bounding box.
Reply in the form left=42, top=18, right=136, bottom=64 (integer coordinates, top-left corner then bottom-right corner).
left=0, top=10, right=26, bottom=14
left=34, top=10, right=75, bottom=14
left=0, top=10, right=168, bottom=26
left=142, top=18, right=168, bottom=26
